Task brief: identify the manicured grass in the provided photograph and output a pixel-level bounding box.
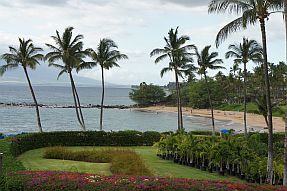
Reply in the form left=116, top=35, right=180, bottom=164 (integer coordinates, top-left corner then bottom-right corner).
left=18, top=148, right=111, bottom=175
left=18, top=146, right=240, bottom=181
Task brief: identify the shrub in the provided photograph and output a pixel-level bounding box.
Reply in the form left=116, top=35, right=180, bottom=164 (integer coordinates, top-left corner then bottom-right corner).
left=129, top=82, right=166, bottom=105
left=10, top=131, right=161, bottom=157
left=44, top=147, right=152, bottom=176
left=4, top=170, right=287, bottom=191
left=0, top=140, right=25, bottom=174
left=110, top=150, right=152, bottom=176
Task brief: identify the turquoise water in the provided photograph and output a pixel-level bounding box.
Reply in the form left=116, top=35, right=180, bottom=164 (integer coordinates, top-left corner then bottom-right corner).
left=0, top=85, right=258, bottom=134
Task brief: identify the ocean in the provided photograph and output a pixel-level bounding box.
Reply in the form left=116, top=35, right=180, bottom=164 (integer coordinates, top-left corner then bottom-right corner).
left=0, top=84, right=257, bottom=134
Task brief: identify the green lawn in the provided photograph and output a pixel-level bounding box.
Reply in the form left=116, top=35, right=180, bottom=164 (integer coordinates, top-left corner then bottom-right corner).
left=18, top=146, right=240, bottom=181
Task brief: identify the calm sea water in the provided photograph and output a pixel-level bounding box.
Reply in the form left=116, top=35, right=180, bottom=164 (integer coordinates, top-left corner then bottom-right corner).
left=0, top=85, right=258, bottom=134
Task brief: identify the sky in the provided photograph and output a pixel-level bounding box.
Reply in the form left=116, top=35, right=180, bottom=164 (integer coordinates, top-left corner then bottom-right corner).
left=0, top=0, right=285, bottom=86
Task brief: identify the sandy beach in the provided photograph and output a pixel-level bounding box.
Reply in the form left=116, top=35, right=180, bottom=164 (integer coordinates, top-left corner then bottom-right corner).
left=134, top=106, right=285, bottom=132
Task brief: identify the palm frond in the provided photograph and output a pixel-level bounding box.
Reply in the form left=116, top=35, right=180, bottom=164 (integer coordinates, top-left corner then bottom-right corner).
left=160, top=67, right=173, bottom=78
left=0, top=63, right=19, bottom=76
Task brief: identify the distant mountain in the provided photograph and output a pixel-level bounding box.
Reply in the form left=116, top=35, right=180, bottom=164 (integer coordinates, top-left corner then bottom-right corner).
left=0, top=64, right=128, bottom=87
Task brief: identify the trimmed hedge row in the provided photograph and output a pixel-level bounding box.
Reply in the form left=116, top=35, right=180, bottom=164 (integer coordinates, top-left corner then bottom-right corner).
left=0, top=140, right=25, bottom=175
left=10, top=130, right=161, bottom=157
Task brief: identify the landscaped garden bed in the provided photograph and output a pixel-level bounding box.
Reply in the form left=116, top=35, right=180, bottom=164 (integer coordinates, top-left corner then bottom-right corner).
left=1, top=130, right=287, bottom=190
left=4, top=170, right=287, bottom=191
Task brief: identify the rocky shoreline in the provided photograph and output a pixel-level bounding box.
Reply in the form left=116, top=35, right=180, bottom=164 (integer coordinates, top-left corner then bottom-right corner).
left=0, top=102, right=138, bottom=109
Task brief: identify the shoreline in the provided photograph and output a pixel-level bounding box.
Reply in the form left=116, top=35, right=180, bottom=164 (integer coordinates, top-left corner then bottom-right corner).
left=134, top=106, right=285, bottom=132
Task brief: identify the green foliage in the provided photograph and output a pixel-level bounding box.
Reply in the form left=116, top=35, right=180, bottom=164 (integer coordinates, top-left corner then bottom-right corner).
left=129, top=82, right=166, bottom=105
left=110, top=150, right=152, bottom=176
left=0, top=140, right=25, bottom=191
left=188, top=80, right=224, bottom=108
left=44, top=147, right=152, bottom=176
left=155, top=132, right=286, bottom=184
left=0, top=140, right=25, bottom=175
left=10, top=131, right=161, bottom=157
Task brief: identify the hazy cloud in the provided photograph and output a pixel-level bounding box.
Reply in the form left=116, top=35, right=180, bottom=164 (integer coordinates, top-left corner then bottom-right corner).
left=159, top=0, right=210, bottom=7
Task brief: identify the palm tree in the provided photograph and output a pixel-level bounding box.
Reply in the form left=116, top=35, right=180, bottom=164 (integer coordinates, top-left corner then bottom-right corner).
left=195, top=45, right=224, bottom=136
left=226, top=38, right=262, bottom=136
left=0, top=38, right=43, bottom=132
left=45, top=27, right=89, bottom=131
left=208, top=0, right=283, bottom=184
left=283, top=0, right=287, bottom=186
left=150, top=27, right=194, bottom=131
left=84, top=39, right=128, bottom=131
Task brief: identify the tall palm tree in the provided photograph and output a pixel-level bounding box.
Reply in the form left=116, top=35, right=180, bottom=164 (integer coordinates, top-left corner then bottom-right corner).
left=0, top=38, right=43, bottom=132
left=226, top=38, right=262, bottom=136
left=283, top=0, right=287, bottom=186
left=195, top=45, right=224, bottom=136
left=150, top=27, right=194, bottom=131
left=208, top=0, right=283, bottom=183
left=45, top=27, right=89, bottom=131
left=83, top=39, right=128, bottom=131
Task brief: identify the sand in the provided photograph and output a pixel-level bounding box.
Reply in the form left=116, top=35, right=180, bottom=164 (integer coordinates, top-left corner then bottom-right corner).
left=134, top=106, right=285, bottom=132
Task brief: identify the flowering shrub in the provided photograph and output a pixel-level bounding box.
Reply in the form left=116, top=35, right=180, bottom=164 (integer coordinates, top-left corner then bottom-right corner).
left=3, top=171, right=287, bottom=191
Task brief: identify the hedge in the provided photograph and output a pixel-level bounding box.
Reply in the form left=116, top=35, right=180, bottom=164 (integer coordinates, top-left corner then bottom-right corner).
left=0, top=140, right=25, bottom=175
left=10, top=130, right=161, bottom=157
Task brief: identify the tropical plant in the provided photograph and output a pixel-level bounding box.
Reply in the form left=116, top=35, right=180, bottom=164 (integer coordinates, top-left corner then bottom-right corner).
left=208, top=0, right=283, bottom=183
left=129, top=82, right=166, bottom=105
left=194, top=45, right=225, bottom=135
left=0, top=38, right=43, bottom=132
left=150, top=27, right=194, bottom=130
left=45, top=27, right=89, bottom=131
left=283, top=0, right=287, bottom=186
left=84, top=38, right=128, bottom=131
left=225, top=38, right=262, bottom=136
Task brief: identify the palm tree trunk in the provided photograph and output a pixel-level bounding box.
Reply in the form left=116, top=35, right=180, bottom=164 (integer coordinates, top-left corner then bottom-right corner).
left=243, top=62, right=247, bottom=136
left=178, top=80, right=184, bottom=130
left=100, top=66, right=105, bottom=131
left=259, top=19, right=274, bottom=185
left=68, top=71, right=85, bottom=131
left=175, top=72, right=182, bottom=131
left=73, top=82, right=86, bottom=131
left=283, top=0, right=287, bottom=186
left=23, top=67, right=43, bottom=132
left=204, top=72, right=215, bottom=136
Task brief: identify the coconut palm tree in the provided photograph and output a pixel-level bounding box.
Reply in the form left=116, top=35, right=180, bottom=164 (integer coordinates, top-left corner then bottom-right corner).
left=283, top=0, right=287, bottom=186
left=45, top=27, right=89, bottom=131
left=83, top=39, right=128, bottom=131
left=208, top=0, right=283, bottom=183
left=0, top=38, right=43, bottom=132
left=195, top=45, right=224, bottom=136
left=226, top=38, right=263, bottom=136
left=150, top=27, right=194, bottom=131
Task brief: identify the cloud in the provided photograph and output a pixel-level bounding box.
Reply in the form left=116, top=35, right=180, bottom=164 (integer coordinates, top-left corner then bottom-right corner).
left=159, top=0, right=209, bottom=7
left=0, top=0, right=70, bottom=7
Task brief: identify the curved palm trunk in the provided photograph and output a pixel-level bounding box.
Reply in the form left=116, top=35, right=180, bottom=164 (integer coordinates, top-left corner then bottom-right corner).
left=73, top=83, right=86, bottom=131
left=204, top=72, right=215, bottom=136
left=259, top=19, right=273, bottom=185
left=283, top=0, right=287, bottom=186
left=23, top=67, right=43, bottom=133
left=68, top=71, right=85, bottom=131
left=175, top=72, right=183, bottom=131
left=243, top=62, right=247, bottom=136
left=100, top=66, right=105, bottom=131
